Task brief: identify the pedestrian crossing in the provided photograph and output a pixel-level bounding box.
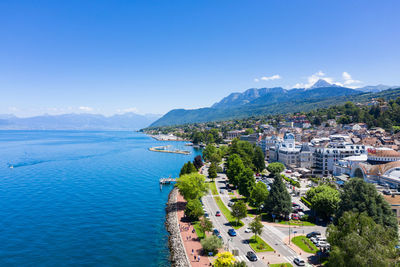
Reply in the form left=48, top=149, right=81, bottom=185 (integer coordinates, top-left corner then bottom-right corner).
left=235, top=255, right=249, bottom=262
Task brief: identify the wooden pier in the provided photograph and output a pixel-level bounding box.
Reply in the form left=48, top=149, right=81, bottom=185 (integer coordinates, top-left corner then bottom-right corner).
left=159, top=177, right=178, bottom=184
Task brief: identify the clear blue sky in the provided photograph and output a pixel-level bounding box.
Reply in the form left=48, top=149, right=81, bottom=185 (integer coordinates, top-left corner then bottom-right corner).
left=1, top=0, right=399, bottom=117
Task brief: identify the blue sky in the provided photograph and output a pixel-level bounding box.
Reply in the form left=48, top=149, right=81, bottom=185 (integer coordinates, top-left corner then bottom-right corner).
left=1, top=0, right=399, bottom=117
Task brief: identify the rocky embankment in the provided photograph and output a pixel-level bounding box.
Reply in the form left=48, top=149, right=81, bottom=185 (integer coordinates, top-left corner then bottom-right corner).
left=165, top=187, right=190, bottom=267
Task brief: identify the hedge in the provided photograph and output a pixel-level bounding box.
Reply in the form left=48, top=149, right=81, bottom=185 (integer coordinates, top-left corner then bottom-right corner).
left=282, top=175, right=300, bottom=188
left=301, top=196, right=311, bottom=208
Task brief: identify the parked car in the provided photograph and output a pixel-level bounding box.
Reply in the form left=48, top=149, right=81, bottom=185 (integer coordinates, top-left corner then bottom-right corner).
left=246, top=251, right=258, bottom=261
left=228, top=201, right=234, bottom=207
left=306, top=231, right=321, bottom=238
left=204, top=212, right=209, bottom=218
left=291, top=214, right=299, bottom=220
left=244, top=228, right=252, bottom=233
left=215, top=211, right=221, bottom=217
left=220, top=189, right=224, bottom=194
left=310, top=237, right=318, bottom=244
left=293, top=257, right=305, bottom=266
left=228, top=228, right=237, bottom=236
left=213, top=229, right=222, bottom=239
left=383, top=189, right=391, bottom=195
left=316, top=241, right=328, bottom=247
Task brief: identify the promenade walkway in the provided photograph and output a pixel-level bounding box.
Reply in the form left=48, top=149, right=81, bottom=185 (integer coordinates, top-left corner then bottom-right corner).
left=177, top=192, right=211, bottom=267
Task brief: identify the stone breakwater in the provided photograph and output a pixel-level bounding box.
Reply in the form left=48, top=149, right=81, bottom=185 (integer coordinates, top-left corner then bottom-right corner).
left=165, top=187, right=190, bottom=267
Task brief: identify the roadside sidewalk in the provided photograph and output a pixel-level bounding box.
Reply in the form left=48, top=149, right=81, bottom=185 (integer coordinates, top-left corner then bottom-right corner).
left=177, top=191, right=211, bottom=267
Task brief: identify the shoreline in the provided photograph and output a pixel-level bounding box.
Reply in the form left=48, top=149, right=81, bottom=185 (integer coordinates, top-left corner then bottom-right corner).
left=165, top=187, right=190, bottom=267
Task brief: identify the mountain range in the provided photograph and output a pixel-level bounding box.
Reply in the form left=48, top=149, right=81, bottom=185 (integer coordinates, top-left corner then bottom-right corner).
left=0, top=113, right=161, bottom=130
left=150, top=80, right=400, bottom=127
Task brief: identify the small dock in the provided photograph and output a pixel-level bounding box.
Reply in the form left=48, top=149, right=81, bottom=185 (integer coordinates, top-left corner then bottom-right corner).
left=149, top=145, right=190, bottom=155
left=160, top=177, right=178, bottom=184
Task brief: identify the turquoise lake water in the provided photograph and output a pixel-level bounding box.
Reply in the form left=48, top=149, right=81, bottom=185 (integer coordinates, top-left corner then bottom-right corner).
left=0, top=131, right=201, bottom=266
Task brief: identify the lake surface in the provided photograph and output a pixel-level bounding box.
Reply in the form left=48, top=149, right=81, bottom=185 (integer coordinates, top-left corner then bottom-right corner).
left=0, top=131, right=201, bottom=266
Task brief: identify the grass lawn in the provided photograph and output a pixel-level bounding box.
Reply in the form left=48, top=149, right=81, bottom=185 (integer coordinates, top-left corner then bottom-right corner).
left=209, top=181, right=218, bottom=195
left=213, top=196, right=244, bottom=229
left=291, top=235, right=319, bottom=253
left=278, top=220, right=316, bottom=226
left=249, top=235, right=274, bottom=252
left=193, top=221, right=205, bottom=239
left=269, top=263, right=293, bottom=267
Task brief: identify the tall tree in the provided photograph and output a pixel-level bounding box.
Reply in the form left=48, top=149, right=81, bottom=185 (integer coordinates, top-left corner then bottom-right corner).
left=249, top=216, right=263, bottom=239
left=337, top=178, right=398, bottom=231
left=306, top=185, right=340, bottom=219
left=208, top=162, right=218, bottom=180
left=185, top=199, right=204, bottom=220
left=226, top=154, right=245, bottom=187
left=265, top=174, right=291, bottom=217
left=253, top=146, right=265, bottom=173
left=266, top=162, right=285, bottom=176
left=176, top=173, right=208, bottom=201
left=179, top=161, right=197, bottom=176
left=199, top=217, right=213, bottom=233
left=231, top=200, right=247, bottom=227
left=327, top=212, right=398, bottom=267
left=193, top=155, right=204, bottom=170
left=237, top=167, right=255, bottom=198
left=250, top=182, right=269, bottom=210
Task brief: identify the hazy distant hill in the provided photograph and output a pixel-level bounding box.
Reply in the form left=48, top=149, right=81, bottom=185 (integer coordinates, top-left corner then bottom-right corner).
left=0, top=113, right=161, bottom=130
left=357, top=84, right=399, bottom=93
left=150, top=80, right=400, bottom=127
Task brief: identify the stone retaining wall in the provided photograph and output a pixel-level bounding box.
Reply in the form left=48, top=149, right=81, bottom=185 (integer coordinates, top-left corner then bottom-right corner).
left=165, top=187, right=190, bottom=267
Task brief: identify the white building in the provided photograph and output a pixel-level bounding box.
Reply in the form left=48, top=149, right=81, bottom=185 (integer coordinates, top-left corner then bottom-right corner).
left=313, top=141, right=369, bottom=176
left=269, top=132, right=312, bottom=169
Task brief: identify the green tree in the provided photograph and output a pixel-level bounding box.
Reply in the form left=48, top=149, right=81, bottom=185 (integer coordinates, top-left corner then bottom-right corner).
left=226, top=154, right=245, bottom=187
left=245, top=128, right=254, bottom=135
left=192, top=131, right=204, bottom=144
left=249, top=216, right=263, bottom=239
left=203, top=144, right=222, bottom=164
left=337, top=178, right=398, bottom=231
left=185, top=198, right=204, bottom=220
left=252, top=146, right=265, bottom=173
left=306, top=185, right=340, bottom=219
left=327, top=212, right=398, bottom=267
left=265, top=174, right=291, bottom=218
left=199, top=217, right=213, bottom=233
left=206, top=133, right=215, bottom=144
left=176, top=173, right=208, bottom=201
left=200, top=235, right=223, bottom=253
left=237, top=167, right=255, bottom=198
left=208, top=162, right=218, bottom=180
left=232, top=261, right=247, bottom=267
left=231, top=200, right=247, bottom=226
left=250, top=182, right=269, bottom=210
left=179, top=161, right=197, bottom=176
left=266, top=162, right=285, bottom=176
left=203, top=144, right=216, bottom=161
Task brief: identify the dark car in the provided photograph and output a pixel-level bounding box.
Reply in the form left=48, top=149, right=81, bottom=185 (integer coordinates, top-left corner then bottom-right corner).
left=306, top=231, right=321, bottom=238
left=216, top=211, right=221, bottom=216
left=246, top=251, right=258, bottom=261
left=228, top=228, right=237, bottom=236
left=294, top=257, right=305, bottom=266
left=213, top=229, right=222, bottom=239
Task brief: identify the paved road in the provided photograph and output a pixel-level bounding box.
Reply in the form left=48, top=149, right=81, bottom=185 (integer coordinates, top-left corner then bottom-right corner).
left=213, top=174, right=301, bottom=264
left=202, top=194, right=265, bottom=266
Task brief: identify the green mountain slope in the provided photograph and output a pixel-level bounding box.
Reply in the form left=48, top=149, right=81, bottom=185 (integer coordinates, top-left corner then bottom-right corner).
left=151, top=87, right=400, bottom=127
